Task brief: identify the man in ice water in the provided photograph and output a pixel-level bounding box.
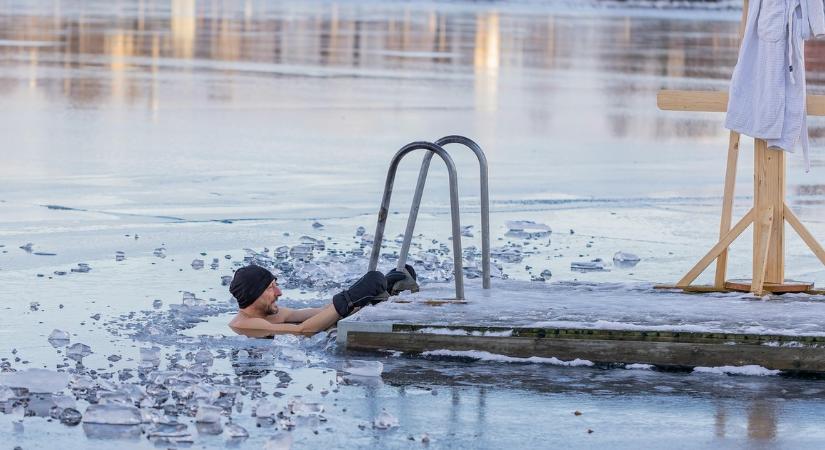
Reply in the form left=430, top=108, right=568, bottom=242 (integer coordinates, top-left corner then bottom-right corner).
left=228, top=264, right=417, bottom=337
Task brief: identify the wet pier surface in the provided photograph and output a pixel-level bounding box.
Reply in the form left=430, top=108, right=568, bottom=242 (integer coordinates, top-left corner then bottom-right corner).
left=3, top=0, right=825, bottom=448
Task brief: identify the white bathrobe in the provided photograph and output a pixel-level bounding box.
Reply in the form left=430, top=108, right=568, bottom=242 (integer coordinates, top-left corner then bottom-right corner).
left=725, top=0, right=825, bottom=171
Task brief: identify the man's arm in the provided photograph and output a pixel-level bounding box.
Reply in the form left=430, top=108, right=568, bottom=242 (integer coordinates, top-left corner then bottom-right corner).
left=279, top=306, right=326, bottom=323
left=231, top=304, right=342, bottom=337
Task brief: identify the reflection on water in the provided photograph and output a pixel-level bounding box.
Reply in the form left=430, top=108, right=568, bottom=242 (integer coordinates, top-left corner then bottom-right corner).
left=0, top=1, right=750, bottom=138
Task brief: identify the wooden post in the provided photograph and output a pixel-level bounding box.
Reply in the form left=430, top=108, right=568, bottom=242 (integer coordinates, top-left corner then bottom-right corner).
left=715, top=132, right=740, bottom=287
left=753, top=140, right=785, bottom=285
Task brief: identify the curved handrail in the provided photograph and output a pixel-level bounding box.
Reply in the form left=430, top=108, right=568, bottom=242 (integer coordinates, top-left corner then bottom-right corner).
left=396, top=136, right=491, bottom=289
left=368, top=141, right=465, bottom=300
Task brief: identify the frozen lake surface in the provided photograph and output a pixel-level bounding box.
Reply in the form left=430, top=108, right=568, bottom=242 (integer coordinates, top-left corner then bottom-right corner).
left=3, top=0, right=825, bottom=448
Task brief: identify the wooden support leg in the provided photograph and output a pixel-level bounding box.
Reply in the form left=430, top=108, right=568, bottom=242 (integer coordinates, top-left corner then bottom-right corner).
left=715, top=131, right=740, bottom=288
left=785, top=204, right=825, bottom=266
left=753, top=140, right=785, bottom=284
left=751, top=206, right=775, bottom=296
left=677, top=209, right=755, bottom=288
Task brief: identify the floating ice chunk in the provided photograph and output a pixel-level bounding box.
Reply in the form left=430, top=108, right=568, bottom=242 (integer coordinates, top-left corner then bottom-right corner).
left=153, top=247, right=166, bottom=258
left=8, top=373, right=63, bottom=397
left=275, top=346, right=309, bottom=366
left=461, top=225, right=474, bottom=237
left=312, top=221, right=324, bottom=229
left=71, top=263, right=91, bottom=273
left=30, top=301, right=40, bottom=311
left=210, top=258, right=219, bottom=269
left=288, top=397, right=324, bottom=416
left=505, top=220, right=551, bottom=238
left=274, top=245, right=290, bottom=259
left=571, top=259, right=606, bottom=272
left=152, top=299, right=163, bottom=309
left=343, top=360, right=383, bottom=377
left=373, top=409, right=400, bottom=429
left=181, top=291, right=205, bottom=307
left=540, top=269, right=552, bottom=279
left=195, top=404, right=223, bottom=423
left=491, top=244, right=523, bottom=263
left=0, top=385, right=14, bottom=402
left=191, top=259, right=204, bottom=270
left=625, top=363, right=654, bottom=370
left=264, top=432, right=294, bottom=450
left=20, top=242, right=34, bottom=252
left=506, top=220, right=551, bottom=233
left=60, top=408, right=82, bottom=425
left=83, top=404, right=142, bottom=425
left=221, top=275, right=232, bottom=286
left=289, top=244, right=314, bottom=261
left=48, top=329, right=70, bottom=343
left=66, top=343, right=92, bottom=361
left=613, top=251, right=640, bottom=268
left=225, top=422, right=249, bottom=438
left=146, top=422, right=191, bottom=439
left=254, top=399, right=278, bottom=419
left=115, top=251, right=125, bottom=261
left=194, top=349, right=214, bottom=366
left=140, top=347, right=161, bottom=368
left=355, top=226, right=366, bottom=236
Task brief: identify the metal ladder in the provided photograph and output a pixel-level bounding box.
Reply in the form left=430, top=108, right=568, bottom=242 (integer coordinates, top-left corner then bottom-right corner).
left=368, top=136, right=491, bottom=300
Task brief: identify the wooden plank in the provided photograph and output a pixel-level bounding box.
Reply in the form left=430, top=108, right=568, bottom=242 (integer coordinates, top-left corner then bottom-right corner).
left=389, top=324, right=825, bottom=346
left=347, top=331, right=825, bottom=372
left=751, top=205, right=774, bottom=296
left=657, top=90, right=825, bottom=116
left=753, top=141, right=784, bottom=285
left=785, top=203, right=825, bottom=267
left=676, top=208, right=755, bottom=287
left=715, top=131, right=740, bottom=288
left=653, top=284, right=730, bottom=293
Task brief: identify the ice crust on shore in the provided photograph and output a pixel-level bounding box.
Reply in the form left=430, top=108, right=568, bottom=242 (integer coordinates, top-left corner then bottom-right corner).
left=421, top=349, right=595, bottom=367
left=693, top=365, right=781, bottom=376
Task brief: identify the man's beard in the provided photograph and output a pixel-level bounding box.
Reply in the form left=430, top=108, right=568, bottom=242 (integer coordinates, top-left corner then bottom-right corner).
left=268, top=302, right=279, bottom=315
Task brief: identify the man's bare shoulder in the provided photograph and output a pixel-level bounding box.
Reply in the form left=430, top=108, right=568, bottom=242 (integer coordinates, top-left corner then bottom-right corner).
left=228, top=311, right=301, bottom=338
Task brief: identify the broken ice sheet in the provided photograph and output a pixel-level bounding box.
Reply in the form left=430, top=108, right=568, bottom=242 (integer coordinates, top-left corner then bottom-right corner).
left=191, top=259, right=204, bottom=270
left=343, top=360, right=383, bottom=377
left=373, top=409, right=400, bottom=429
left=48, top=329, right=70, bottom=346
left=83, top=404, right=142, bottom=425
left=195, top=404, right=223, bottom=423
left=505, top=220, right=551, bottom=238
left=65, top=343, right=92, bottom=361
left=613, top=251, right=640, bottom=268
left=571, top=259, right=607, bottom=272
left=0, top=369, right=69, bottom=393
left=225, top=422, right=249, bottom=438
left=288, top=396, right=324, bottom=416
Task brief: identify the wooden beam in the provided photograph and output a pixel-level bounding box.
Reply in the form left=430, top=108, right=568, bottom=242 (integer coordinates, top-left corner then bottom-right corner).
left=785, top=203, right=825, bottom=267
left=657, top=90, right=825, bottom=116
left=753, top=142, right=785, bottom=285
left=715, top=131, right=740, bottom=288
left=751, top=205, right=775, bottom=296
left=347, top=329, right=825, bottom=372
left=676, top=208, right=755, bottom=287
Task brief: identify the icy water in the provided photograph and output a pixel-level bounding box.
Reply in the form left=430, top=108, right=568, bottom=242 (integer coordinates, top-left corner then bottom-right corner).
left=3, top=0, right=825, bottom=448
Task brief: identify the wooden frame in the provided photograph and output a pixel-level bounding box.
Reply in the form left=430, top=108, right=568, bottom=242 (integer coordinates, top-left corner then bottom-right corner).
left=656, top=0, right=825, bottom=296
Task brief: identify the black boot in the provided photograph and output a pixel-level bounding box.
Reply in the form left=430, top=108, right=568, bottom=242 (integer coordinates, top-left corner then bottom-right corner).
left=332, top=271, right=389, bottom=317
left=385, top=264, right=419, bottom=296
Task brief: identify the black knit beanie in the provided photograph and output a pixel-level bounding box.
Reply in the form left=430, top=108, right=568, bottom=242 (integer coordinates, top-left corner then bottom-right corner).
left=230, top=265, right=275, bottom=309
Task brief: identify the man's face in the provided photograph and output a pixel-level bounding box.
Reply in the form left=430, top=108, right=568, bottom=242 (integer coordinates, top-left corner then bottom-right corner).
left=258, top=279, right=282, bottom=315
